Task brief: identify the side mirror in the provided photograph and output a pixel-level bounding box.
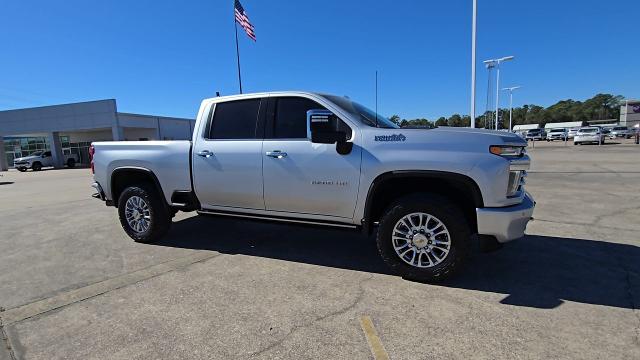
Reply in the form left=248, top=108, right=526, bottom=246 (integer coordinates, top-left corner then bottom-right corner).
left=307, top=109, right=347, bottom=144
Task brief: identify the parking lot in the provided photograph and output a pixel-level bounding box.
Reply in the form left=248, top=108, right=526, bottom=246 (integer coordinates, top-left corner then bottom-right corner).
left=1, top=141, right=639, bottom=359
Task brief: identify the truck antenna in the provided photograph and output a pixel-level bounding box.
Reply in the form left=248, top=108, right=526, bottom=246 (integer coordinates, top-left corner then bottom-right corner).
left=375, top=70, right=379, bottom=128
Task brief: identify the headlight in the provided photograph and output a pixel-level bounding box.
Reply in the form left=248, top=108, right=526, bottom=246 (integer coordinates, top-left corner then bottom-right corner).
left=489, top=145, right=525, bottom=157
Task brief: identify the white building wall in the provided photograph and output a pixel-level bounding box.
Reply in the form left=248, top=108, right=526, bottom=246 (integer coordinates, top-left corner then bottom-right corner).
left=116, top=112, right=194, bottom=140
left=158, top=118, right=193, bottom=140
left=0, top=100, right=117, bottom=135
left=544, top=121, right=585, bottom=130
left=122, top=128, right=158, bottom=141
left=65, top=129, right=114, bottom=143
left=513, top=124, right=540, bottom=131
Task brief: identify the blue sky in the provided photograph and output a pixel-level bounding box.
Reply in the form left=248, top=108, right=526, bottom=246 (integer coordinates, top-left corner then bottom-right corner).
left=0, top=0, right=637, bottom=120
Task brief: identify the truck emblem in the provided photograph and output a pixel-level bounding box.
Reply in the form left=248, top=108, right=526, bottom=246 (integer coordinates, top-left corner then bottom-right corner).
left=375, top=134, right=406, bottom=142
left=311, top=180, right=348, bottom=186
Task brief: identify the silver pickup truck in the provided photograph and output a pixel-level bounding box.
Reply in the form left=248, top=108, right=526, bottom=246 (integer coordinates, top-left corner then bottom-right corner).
left=91, top=91, right=535, bottom=281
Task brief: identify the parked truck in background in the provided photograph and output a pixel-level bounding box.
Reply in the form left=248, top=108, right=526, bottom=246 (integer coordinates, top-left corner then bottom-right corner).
left=90, top=92, right=535, bottom=281
left=14, top=151, right=78, bottom=171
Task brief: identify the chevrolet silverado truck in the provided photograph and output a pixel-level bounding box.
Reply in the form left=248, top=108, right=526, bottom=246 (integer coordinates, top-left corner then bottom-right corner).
left=90, top=92, right=535, bottom=281
left=14, top=151, right=78, bottom=171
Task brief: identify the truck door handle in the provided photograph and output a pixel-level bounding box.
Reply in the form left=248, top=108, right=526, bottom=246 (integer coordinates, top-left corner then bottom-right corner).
left=265, top=151, right=287, bottom=159
left=197, top=150, right=213, bottom=158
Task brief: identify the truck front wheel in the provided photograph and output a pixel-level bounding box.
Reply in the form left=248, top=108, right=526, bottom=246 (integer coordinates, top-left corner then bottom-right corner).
left=117, top=185, right=171, bottom=243
left=376, top=194, right=470, bottom=282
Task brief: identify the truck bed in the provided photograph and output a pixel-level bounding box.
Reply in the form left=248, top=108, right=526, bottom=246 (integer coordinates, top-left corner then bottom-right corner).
left=92, top=140, right=193, bottom=205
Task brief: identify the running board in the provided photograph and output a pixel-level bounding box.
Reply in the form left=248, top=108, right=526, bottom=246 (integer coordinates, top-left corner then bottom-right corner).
left=197, top=209, right=358, bottom=229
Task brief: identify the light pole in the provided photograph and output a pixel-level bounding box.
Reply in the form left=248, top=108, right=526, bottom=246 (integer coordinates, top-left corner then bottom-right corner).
left=502, top=86, right=522, bottom=132
left=483, top=56, right=514, bottom=130
left=470, top=0, right=477, bottom=128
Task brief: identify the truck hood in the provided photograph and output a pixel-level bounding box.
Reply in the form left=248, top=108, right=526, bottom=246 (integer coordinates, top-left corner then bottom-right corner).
left=367, top=127, right=527, bottom=147
left=14, top=155, right=40, bottom=162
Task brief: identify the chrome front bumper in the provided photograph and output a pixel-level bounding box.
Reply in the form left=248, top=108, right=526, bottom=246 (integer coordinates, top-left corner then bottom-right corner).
left=91, top=182, right=106, bottom=201
left=476, top=192, right=535, bottom=243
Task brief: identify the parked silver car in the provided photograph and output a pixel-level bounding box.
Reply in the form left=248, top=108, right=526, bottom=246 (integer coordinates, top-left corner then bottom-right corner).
left=609, top=126, right=633, bottom=139
left=525, top=128, right=546, bottom=141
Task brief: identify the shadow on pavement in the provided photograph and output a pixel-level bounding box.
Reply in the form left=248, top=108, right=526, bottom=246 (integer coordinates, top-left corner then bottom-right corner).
left=154, top=215, right=639, bottom=310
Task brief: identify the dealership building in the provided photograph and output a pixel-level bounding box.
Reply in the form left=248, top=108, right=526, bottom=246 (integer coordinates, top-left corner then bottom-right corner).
left=0, top=99, right=194, bottom=171
left=620, top=100, right=640, bottom=129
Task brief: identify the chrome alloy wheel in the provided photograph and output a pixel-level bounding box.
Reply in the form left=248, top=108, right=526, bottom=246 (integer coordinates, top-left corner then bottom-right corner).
left=125, top=196, right=151, bottom=233
left=392, top=212, right=451, bottom=268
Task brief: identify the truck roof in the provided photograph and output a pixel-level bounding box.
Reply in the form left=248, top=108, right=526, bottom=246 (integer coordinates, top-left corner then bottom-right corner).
left=203, top=91, right=334, bottom=103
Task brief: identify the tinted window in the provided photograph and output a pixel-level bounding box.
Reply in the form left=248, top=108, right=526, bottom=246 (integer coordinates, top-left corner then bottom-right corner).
left=43, top=151, right=51, bottom=156
left=208, top=99, right=261, bottom=139
left=273, top=97, right=326, bottom=139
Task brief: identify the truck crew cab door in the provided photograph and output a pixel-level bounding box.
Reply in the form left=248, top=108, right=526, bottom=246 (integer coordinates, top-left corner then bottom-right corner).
left=262, top=96, right=361, bottom=219
left=192, top=98, right=266, bottom=210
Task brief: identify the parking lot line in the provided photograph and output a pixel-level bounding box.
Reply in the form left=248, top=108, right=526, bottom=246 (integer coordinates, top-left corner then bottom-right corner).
left=359, top=316, right=390, bottom=360
left=0, top=252, right=219, bottom=326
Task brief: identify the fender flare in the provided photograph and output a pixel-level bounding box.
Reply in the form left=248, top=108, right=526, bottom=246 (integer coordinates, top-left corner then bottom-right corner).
left=110, top=166, right=166, bottom=207
left=361, top=170, right=484, bottom=233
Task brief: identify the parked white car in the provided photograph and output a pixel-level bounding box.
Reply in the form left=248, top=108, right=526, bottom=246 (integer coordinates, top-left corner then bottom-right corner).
left=574, top=127, right=606, bottom=145
left=567, top=128, right=580, bottom=139
left=13, top=151, right=79, bottom=171
left=546, top=129, right=567, bottom=141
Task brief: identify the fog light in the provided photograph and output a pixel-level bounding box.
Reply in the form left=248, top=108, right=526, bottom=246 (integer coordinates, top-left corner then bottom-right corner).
left=507, top=170, right=523, bottom=197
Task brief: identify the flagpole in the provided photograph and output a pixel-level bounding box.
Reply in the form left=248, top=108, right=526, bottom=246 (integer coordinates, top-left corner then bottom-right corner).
left=234, top=20, right=243, bottom=94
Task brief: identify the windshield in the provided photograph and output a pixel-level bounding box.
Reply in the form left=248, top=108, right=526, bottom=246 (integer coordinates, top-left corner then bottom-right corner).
left=321, top=95, right=399, bottom=129
left=550, top=129, right=564, bottom=133
left=30, top=151, right=43, bottom=156
left=613, top=127, right=627, bottom=130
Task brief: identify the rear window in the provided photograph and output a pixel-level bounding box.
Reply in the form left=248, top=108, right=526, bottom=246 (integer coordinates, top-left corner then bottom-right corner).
left=208, top=99, right=262, bottom=139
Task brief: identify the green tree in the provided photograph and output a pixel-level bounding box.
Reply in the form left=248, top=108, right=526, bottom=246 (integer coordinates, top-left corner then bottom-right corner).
left=435, top=117, right=448, bottom=127
left=389, top=115, right=401, bottom=126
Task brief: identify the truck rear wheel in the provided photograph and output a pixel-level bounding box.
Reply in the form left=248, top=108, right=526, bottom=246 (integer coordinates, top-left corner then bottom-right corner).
left=67, top=158, right=76, bottom=168
left=376, top=194, right=470, bottom=282
left=117, top=185, right=171, bottom=243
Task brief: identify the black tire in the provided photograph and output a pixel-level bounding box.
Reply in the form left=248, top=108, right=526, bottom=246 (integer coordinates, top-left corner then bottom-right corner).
left=32, top=162, right=42, bottom=171
left=67, top=158, right=76, bottom=168
left=376, top=194, right=471, bottom=282
left=17, top=167, right=27, bottom=172
left=117, top=185, right=171, bottom=243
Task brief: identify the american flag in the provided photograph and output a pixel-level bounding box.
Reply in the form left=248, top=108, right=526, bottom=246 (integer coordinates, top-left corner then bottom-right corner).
left=234, top=0, right=256, bottom=41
